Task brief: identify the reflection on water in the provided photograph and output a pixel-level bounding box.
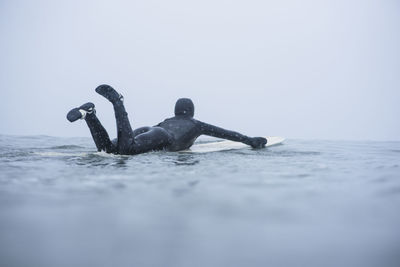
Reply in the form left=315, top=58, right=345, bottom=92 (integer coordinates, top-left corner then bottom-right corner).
left=158, top=153, right=201, bottom=166
left=172, top=154, right=200, bottom=166
left=66, top=153, right=131, bottom=168
left=70, top=152, right=201, bottom=168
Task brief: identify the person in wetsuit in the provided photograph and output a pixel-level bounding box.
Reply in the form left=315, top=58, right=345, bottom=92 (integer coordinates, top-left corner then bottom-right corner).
left=67, top=84, right=267, bottom=155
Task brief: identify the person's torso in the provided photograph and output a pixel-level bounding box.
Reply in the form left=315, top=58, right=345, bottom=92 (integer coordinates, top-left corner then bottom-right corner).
left=157, top=116, right=200, bottom=151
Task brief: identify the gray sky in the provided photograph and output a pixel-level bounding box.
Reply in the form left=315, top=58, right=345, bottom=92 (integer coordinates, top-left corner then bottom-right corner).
left=0, top=0, right=399, bottom=140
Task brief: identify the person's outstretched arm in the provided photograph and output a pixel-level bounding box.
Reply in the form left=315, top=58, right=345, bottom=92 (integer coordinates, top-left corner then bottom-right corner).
left=196, top=121, right=267, bottom=148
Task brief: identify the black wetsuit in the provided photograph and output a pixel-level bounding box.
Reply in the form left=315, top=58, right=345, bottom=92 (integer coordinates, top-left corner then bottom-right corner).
left=76, top=85, right=266, bottom=155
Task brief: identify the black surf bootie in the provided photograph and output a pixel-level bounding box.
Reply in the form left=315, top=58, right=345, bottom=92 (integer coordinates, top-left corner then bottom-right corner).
left=66, top=102, right=95, bottom=122
left=95, top=84, right=124, bottom=104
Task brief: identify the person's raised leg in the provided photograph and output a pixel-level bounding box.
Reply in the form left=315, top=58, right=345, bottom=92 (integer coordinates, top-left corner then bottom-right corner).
left=67, top=102, right=116, bottom=153
left=95, top=84, right=134, bottom=154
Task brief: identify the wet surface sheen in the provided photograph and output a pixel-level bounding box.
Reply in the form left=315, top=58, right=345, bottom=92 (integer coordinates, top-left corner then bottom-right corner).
left=0, top=135, right=399, bottom=267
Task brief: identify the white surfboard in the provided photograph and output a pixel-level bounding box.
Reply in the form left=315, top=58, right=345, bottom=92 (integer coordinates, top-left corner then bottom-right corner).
left=181, top=136, right=285, bottom=153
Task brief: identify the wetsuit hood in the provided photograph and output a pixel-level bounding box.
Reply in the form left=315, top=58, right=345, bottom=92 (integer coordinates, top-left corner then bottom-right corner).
left=174, top=98, right=194, bottom=117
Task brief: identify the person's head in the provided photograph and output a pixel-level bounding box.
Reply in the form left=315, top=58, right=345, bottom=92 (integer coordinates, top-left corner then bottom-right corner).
left=174, top=98, right=194, bottom=117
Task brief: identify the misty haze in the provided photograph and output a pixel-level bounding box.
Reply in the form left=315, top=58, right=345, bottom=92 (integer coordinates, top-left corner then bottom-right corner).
left=0, top=1, right=399, bottom=267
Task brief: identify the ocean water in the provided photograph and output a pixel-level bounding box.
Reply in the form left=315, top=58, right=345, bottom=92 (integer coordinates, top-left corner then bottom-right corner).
left=0, top=135, right=399, bottom=267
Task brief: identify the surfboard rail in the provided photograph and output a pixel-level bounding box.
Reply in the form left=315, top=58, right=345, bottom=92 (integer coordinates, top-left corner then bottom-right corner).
left=181, top=136, right=285, bottom=153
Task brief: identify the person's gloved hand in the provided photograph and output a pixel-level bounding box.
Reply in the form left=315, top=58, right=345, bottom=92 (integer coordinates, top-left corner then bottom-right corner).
left=249, top=137, right=267, bottom=148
